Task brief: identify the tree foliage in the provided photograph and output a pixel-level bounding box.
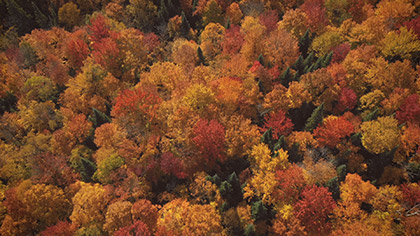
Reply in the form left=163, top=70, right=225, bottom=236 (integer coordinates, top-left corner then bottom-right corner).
left=1, top=1, right=420, bottom=235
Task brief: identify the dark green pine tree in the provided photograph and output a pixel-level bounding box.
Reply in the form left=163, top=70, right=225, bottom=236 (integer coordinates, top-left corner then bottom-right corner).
left=322, top=51, right=333, bottom=68
left=48, top=3, right=58, bottom=27
left=88, top=108, right=111, bottom=129
left=336, top=164, right=347, bottom=181
left=363, top=108, right=379, bottom=122
left=227, top=172, right=243, bottom=203
left=304, top=103, right=324, bottom=132
left=206, top=173, right=221, bottom=185
left=251, top=200, right=268, bottom=221
left=298, top=29, right=312, bottom=56
left=312, top=56, right=323, bottom=71
left=304, top=64, right=314, bottom=74
left=220, top=202, right=229, bottom=212
left=292, top=55, right=304, bottom=73
left=197, top=46, right=206, bottom=65
left=244, top=224, right=257, bottom=236
left=167, top=0, right=176, bottom=17
left=219, top=181, right=233, bottom=198
left=71, top=154, right=97, bottom=182
left=180, top=11, right=191, bottom=38
left=158, top=0, right=169, bottom=22
left=303, top=51, right=314, bottom=69
left=326, top=177, right=340, bottom=200
left=280, top=67, right=291, bottom=87
left=32, top=1, right=48, bottom=28
left=257, top=53, right=265, bottom=67
left=273, top=135, right=286, bottom=153
left=225, top=18, right=231, bottom=29
left=4, top=0, right=34, bottom=35
left=261, top=128, right=274, bottom=151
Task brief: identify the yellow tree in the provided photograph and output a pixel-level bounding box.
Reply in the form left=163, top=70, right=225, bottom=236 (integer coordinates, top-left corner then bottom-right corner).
left=70, top=182, right=111, bottom=227
left=181, top=83, right=217, bottom=118
left=118, top=28, right=159, bottom=82
left=243, top=143, right=290, bottom=206
left=334, top=173, right=377, bottom=224
left=103, top=201, right=133, bottom=234
left=350, top=15, right=387, bottom=45
left=60, top=59, right=120, bottom=115
left=0, top=182, right=71, bottom=235
left=225, top=2, right=243, bottom=25
left=375, top=0, right=415, bottom=30
left=365, top=57, right=417, bottom=95
left=200, top=23, right=225, bottom=61
left=359, top=89, right=385, bottom=117
left=21, top=76, right=57, bottom=104
left=139, top=61, right=187, bottom=100
left=360, top=116, right=400, bottom=154
left=310, top=29, right=344, bottom=57
left=240, top=16, right=266, bottom=62
left=380, top=27, right=420, bottom=60
left=342, top=45, right=378, bottom=96
left=157, top=199, right=225, bottom=235
left=278, top=8, right=309, bottom=39
left=188, top=172, right=222, bottom=206
left=221, top=114, right=260, bottom=159
left=300, top=68, right=341, bottom=111
left=17, top=100, right=62, bottom=133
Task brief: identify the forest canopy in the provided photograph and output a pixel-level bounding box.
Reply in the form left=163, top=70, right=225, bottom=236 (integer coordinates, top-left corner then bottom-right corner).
left=1, top=0, right=420, bottom=235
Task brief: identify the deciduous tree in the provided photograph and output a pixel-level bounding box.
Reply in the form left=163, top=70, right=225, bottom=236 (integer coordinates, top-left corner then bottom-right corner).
left=313, top=115, right=354, bottom=148
left=294, top=185, right=336, bottom=235
left=360, top=116, right=400, bottom=154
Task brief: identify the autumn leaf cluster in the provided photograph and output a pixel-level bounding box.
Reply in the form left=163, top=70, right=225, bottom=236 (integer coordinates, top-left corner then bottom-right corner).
left=1, top=0, right=420, bottom=235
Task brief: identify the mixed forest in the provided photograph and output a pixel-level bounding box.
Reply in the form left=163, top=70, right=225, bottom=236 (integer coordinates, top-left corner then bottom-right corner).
left=1, top=0, right=420, bottom=235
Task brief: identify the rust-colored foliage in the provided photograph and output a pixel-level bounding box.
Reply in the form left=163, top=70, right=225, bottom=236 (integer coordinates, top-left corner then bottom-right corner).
left=40, top=221, right=75, bottom=236
left=160, top=152, right=187, bottom=179
left=91, top=37, right=121, bottom=75
left=259, top=10, right=279, bottom=33
left=400, top=182, right=420, bottom=207
left=274, top=164, right=306, bottom=204
left=334, top=87, right=357, bottom=113
left=192, top=119, right=226, bottom=168
left=114, top=220, right=151, bottom=236
left=262, top=110, right=294, bottom=140
left=88, top=14, right=113, bottom=43
left=222, top=25, right=244, bottom=55
left=396, top=94, right=420, bottom=124
left=112, top=87, right=161, bottom=125
left=31, top=152, right=78, bottom=187
left=314, top=116, right=354, bottom=148
left=332, top=43, right=351, bottom=63
left=3, top=1, right=420, bottom=235
left=294, top=185, right=336, bottom=235
left=300, top=0, right=329, bottom=33
left=403, top=16, right=420, bottom=39
left=131, top=199, right=159, bottom=231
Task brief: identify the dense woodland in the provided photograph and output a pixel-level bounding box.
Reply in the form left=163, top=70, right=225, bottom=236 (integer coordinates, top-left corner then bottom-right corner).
left=1, top=0, right=420, bottom=235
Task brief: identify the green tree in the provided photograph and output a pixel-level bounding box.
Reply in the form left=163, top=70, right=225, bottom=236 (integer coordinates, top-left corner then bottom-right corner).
left=305, top=103, right=324, bottom=132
